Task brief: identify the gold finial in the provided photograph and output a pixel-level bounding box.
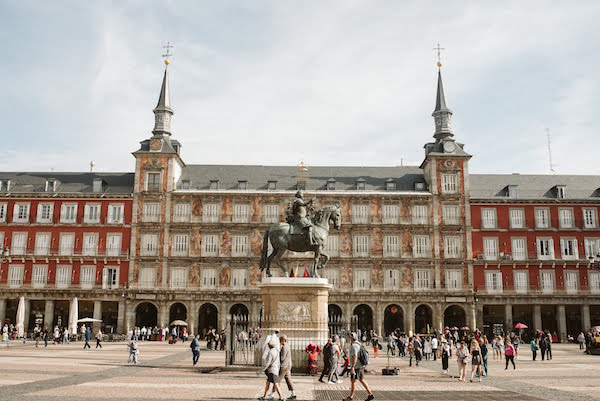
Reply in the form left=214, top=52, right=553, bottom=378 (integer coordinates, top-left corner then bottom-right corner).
left=162, top=41, right=174, bottom=65
left=433, top=43, right=445, bottom=69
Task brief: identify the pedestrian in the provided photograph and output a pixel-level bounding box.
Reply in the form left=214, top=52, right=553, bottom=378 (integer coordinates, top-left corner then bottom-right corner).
left=63, top=327, right=69, bottom=344
left=328, top=336, right=342, bottom=384
left=34, top=327, right=40, bottom=347
left=456, top=340, right=469, bottom=381
left=469, top=339, right=482, bottom=382
left=441, top=338, right=450, bottom=373
left=386, top=333, right=396, bottom=357
left=479, top=338, right=488, bottom=377
left=431, top=335, right=438, bottom=361
left=424, top=337, right=432, bottom=360
left=257, top=339, right=283, bottom=401
left=504, top=338, right=516, bottom=370
left=343, top=332, right=374, bottom=401
left=413, top=335, right=423, bottom=367
left=279, top=335, right=296, bottom=400
left=190, top=334, right=200, bottom=366
left=577, top=332, right=585, bottom=350
left=83, top=326, right=91, bottom=349
left=539, top=334, right=547, bottom=360
left=95, top=329, right=103, bottom=348
left=340, top=351, right=351, bottom=377
left=407, top=337, right=414, bottom=367
left=43, top=329, right=49, bottom=348
left=318, top=337, right=333, bottom=382
left=128, top=338, right=139, bottom=364
left=372, top=334, right=379, bottom=359
left=530, top=338, right=538, bottom=361
left=546, top=332, right=553, bottom=360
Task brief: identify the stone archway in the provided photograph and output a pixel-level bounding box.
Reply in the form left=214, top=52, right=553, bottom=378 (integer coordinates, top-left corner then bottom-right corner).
left=414, top=304, right=433, bottom=334
left=169, top=302, right=188, bottom=324
left=328, top=304, right=343, bottom=336
left=353, top=304, right=373, bottom=333
left=384, top=304, right=404, bottom=335
left=444, top=305, right=466, bottom=329
left=135, top=302, right=158, bottom=328
left=198, top=303, right=219, bottom=335
left=230, top=303, right=249, bottom=319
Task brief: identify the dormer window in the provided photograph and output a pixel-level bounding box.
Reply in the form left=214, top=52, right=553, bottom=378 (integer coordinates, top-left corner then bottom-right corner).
left=0, top=180, right=3, bottom=191
left=327, top=179, right=336, bottom=191
left=415, top=182, right=425, bottom=191
left=556, top=185, right=566, bottom=199
left=268, top=180, right=277, bottom=190
left=45, top=179, right=58, bottom=192
left=356, top=179, right=366, bottom=191
left=508, top=185, right=518, bottom=199
left=92, top=178, right=104, bottom=193
left=209, top=180, right=219, bottom=190
left=181, top=180, right=190, bottom=190
left=238, top=180, right=247, bottom=190
left=386, top=179, right=396, bottom=191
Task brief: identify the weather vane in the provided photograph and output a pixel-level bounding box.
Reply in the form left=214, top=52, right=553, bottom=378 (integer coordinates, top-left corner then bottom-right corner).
left=162, top=42, right=174, bottom=65
left=433, top=43, right=445, bottom=68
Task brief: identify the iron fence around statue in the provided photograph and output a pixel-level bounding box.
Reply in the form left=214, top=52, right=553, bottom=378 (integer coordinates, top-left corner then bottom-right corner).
left=226, top=314, right=357, bottom=371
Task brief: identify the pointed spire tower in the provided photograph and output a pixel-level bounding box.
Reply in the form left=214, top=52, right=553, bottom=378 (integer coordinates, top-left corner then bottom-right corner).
left=152, top=59, right=173, bottom=137
left=432, top=64, right=453, bottom=142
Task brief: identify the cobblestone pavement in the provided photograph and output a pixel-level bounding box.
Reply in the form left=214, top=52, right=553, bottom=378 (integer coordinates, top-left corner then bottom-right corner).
left=0, top=341, right=598, bottom=401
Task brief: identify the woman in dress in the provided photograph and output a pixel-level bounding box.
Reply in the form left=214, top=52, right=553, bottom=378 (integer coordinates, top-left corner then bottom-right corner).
left=441, top=338, right=450, bottom=374
left=470, top=339, right=482, bottom=382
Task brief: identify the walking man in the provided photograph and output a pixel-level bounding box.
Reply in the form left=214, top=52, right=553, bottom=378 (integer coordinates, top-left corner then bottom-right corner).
left=431, top=335, right=438, bottom=361
left=190, top=334, right=200, bottom=366
left=279, top=335, right=296, bottom=400
left=257, top=339, right=283, bottom=401
left=95, top=329, right=103, bottom=348
left=344, top=332, right=374, bottom=401
left=83, top=326, right=91, bottom=349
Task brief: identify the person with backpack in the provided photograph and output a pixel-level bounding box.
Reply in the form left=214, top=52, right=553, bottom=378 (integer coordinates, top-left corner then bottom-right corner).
left=190, top=334, right=200, bottom=366
left=504, top=337, right=516, bottom=370
left=318, top=338, right=333, bottom=383
left=343, top=332, right=374, bottom=401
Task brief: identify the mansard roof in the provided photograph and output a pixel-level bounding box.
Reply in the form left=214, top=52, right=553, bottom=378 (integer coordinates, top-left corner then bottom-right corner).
left=179, top=165, right=427, bottom=192
left=0, top=172, right=134, bottom=194
left=470, top=174, right=600, bottom=200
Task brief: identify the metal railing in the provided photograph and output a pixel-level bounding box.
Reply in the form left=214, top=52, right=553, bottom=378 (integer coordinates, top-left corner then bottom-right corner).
left=4, top=247, right=129, bottom=258
left=475, top=284, right=599, bottom=295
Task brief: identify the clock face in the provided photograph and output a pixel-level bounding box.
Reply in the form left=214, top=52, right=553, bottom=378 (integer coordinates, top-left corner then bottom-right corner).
left=150, top=138, right=163, bottom=151
left=443, top=141, right=456, bottom=153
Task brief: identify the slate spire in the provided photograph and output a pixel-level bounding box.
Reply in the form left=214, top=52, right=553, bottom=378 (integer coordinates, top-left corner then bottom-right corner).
left=152, top=60, right=173, bottom=136
left=432, top=68, right=453, bottom=141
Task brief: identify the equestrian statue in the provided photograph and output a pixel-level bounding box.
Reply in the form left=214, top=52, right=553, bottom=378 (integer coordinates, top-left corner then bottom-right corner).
left=259, top=191, right=341, bottom=278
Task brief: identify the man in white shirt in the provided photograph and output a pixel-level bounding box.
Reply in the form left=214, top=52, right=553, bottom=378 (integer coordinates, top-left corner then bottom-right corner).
left=262, top=329, right=281, bottom=361
left=431, top=336, right=439, bottom=361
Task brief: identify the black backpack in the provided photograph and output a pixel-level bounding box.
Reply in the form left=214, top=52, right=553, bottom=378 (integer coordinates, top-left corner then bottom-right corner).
left=323, top=343, right=332, bottom=359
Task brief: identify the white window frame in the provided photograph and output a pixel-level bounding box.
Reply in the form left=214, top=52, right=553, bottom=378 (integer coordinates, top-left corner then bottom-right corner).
left=353, top=234, right=370, bottom=257
left=106, top=233, right=122, bottom=257
left=231, top=268, right=249, bottom=289
left=558, top=208, right=574, bottom=229
left=535, top=208, right=550, bottom=229
left=412, top=205, right=428, bottom=225
left=10, top=232, right=27, bottom=255
left=55, top=265, right=71, bottom=289
left=445, top=269, right=462, bottom=291
left=7, top=264, right=24, bottom=288
left=142, top=202, right=161, bottom=222
left=34, top=232, right=51, bottom=256
left=560, top=237, right=579, bottom=260
left=589, top=271, right=600, bottom=294
left=107, top=203, right=124, bottom=224
left=414, top=269, right=431, bottom=290
left=36, top=203, right=54, bottom=224
left=352, top=204, right=369, bottom=224
left=536, top=237, right=555, bottom=260
left=442, top=204, right=460, bottom=225
left=413, top=235, right=430, bottom=258
left=140, top=233, right=159, bottom=256
left=481, top=208, right=497, bottom=229
left=540, top=270, right=555, bottom=294
left=59, top=233, right=75, bottom=256
left=232, top=235, right=249, bottom=257
left=384, top=269, right=400, bottom=290
left=382, top=204, right=400, bottom=224
left=171, top=233, right=189, bottom=256
left=60, top=203, right=78, bottom=224
left=201, top=268, right=218, bottom=289
left=440, top=173, right=458, bottom=194
left=509, top=208, right=524, bottom=229
left=173, top=203, right=191, bottom=223
left=325, top=235, right=339, bottom=257
left=203, top=203, right=221, bottom=223
left=139, top=267, right=156, bottom=289
left=485, top=271, right=503, bottom=294
left=353, top=269, right=371, bottom=290
left=102, top=266, right=119, bottom=289
left=13, top=203, right=30, bottom=223
left=511, top=237, right=527, bottom=261
left=383, top=235, right=400, bottom=257
left=31, top=264, right=48, bottom=289
left=82, top=233, right=98, bottom=256
left=170, top=267, right=188, bottom=289
left=583, top=208, right=598, bottom=229
left=323, top=268, right=340, bottom=289
left=564, top=270, right=578, bottom=294
left=83, top=203, right=101, bottom=224
left=513, top=270, right=528, bottom=294
left=584, top=238, right=600, bottom=259
left=263, top=204, right=280, bottom=223
left=444, top=235, right=461, bottom=259
left=483, top=237, right=499, bottom=260
left=80, top=265, right=96, bottom=289
left=202, top=234, right=219, bottom=257
left=232, top=204, right=250, bottom=223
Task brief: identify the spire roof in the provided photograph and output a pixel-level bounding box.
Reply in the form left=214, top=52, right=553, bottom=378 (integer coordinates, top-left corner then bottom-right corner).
left=154, top=64, right=172, bottom=112
left=434, top=70, right=450, bottom=113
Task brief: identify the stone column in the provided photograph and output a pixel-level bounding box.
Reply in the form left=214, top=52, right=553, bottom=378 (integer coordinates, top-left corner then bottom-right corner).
left=435, top=304, right=443, bottom=333
left=533, top=305, right=542, bottom=331
left=44, top=300, right=54, bottom=330
left=374, top=302, right=382, bottom=335
left=189, top=301, right=197, bottom=336
left=23, top=299, right=31, bottom=333
left=504, top=303, right=513, bottom=332
left=557, top=305, right=567, bottom=343
left=407, top=303, right=414, bottom=335
left=582, top=304, right=591, bottom=332
left=158, top=302, right=168, bottom=327
left=126, top=302, right=135, bottom=333
left=345, top=302, right=353, bottom=331
left=0, top=299, right=6, bottom=327
left=468, top=303, right=477, bottom=332
left=219, top=301, right=227, bottom=332
left=476, top=302, right=484, bottom=332
left=93, top=301, right=102, bottom=332
left=117, top=300, right=126, bottom=334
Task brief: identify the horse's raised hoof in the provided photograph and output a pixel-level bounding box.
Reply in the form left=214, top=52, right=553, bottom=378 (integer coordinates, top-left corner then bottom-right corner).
left=266, top=272, right=273, bottom=277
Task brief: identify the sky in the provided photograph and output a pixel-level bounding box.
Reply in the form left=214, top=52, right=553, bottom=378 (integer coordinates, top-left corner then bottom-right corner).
left=0, top=1, right=598, bottom=175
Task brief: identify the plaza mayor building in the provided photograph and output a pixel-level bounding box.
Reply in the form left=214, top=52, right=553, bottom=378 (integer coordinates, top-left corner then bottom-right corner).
left=1, top=60, right=599, bottom=341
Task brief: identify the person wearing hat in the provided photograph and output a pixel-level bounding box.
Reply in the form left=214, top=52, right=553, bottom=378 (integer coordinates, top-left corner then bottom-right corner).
left=257, top=339, right=283, bottom=401
left=344, top=332, right=374, bottom=401
left=441, top=338, right=450, bottom=374
left=262, top=329, right=282, bottom=399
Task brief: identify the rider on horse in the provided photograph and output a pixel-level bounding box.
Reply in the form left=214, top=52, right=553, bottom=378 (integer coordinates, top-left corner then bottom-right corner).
left=288, top=190, right=316, bottom=246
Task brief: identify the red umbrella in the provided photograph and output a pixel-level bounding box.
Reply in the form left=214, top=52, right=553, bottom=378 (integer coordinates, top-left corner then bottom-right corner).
left=514, top=323, right=528, bottom=329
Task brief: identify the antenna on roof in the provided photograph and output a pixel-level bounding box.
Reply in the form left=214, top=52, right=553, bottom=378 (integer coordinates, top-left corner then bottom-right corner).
left=546, top=128, right=556, bottom=174
left=90, top=160, right=95, bottom=172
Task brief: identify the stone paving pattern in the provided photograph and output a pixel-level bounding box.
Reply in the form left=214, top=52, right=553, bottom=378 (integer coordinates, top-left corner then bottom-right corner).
left=0, top=341, right=598, bottom=400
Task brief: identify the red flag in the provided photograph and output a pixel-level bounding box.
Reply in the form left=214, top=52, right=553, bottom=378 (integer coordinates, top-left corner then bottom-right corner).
left=303, top=267, right=310, bottom=277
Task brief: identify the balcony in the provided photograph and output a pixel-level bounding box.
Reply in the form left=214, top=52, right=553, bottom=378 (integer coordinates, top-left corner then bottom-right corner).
left=2, top=247, right=130, bottom=259
left=474, top=284, right=593, bottom=295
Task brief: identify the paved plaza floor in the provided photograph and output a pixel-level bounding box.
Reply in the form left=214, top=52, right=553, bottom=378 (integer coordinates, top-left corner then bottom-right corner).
left=0, top=340, right=598, bottom=401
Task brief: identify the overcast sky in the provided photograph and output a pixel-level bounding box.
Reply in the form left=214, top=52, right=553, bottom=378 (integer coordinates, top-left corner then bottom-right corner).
left=0, top=1, right=598, bottom=175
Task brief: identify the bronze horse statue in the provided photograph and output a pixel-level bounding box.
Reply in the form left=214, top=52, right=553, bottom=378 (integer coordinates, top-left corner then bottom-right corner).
left=259, top=205, right=341, bottom=278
